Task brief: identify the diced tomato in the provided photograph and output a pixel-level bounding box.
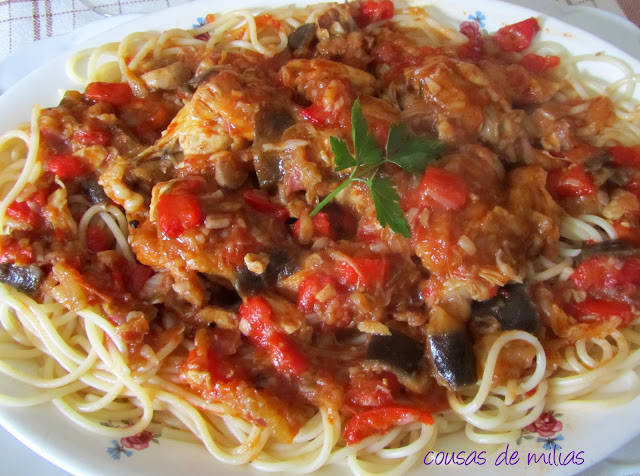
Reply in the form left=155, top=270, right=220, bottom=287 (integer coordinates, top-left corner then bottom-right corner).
left=337, top=256, right=390, bottom=289
left=611, top=145, right=640, bottom=168
left=240, top=296, right=308, bottom=376
left=345, top=372, right=401, bottom=408
left=370, top=120, right=391, bottom=150
left=457, top=21, right=484, bottom=61
left=297, top=272, right=338, bottom=312
left=311, top=212, right=331, bottom=237
left=6, top=189, right=47, bottom=228
left=493, top=17, right=540, bottom=52
left=420, top=166, right=469, bottom=211
left=519, top=54, right=560, bottom=73
left=184, top=328, right=238, bottom=383
left=546, top=164, right=596, bottom=199
left=255, top=13, right=281, bottom=30
left=243, top=189, right=289, bottom=221
left=72, top=127, right=111, bottom=146
left=135, top=99, right=170, bottom=138
left=294, top=212, right=332, bottom=240
left=157, top=193, right=202, bottom=238
left=612, top=221, right=640, bottom=247
left=300, top=103, right=332, bottom=125
left=0, top=239, right=34, bottom=265
left=123, top=262, right=154, bottom=295
left=48, top=154, right=89, bottom=179
left=569, top=298, right=634, bottom=326
left=85, top=225, right=113, bottom=252
left=84, top=82, right=133, bottom=107
left=358, top=0, right=394, bottom=27
left=6, top=200, right=36, bottom=226
left=343, top=406, right=433, bottom=444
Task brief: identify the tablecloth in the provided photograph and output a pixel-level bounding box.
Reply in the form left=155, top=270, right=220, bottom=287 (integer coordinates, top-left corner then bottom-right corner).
left=1, top=0, right=639, bottom=62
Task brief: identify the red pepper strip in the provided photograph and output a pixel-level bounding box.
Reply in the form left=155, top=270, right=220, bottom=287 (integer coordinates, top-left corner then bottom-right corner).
left=546, top=164, right=596, bottom=199
left=571, top=256, right=640, bottom=290
left=48, top=155, right=90, bottom=179
left=519, top=54, right=560, bottom=73
left=240, top=296, right=308, bottom=376
left=84, top=82, right=133, bottom=107
left=337, top=257, right=390, bottom=289
left=493, top=17, right=540, bottom=52
left=611, top=145, right=640, bottom=168
left=243, top=189, right=289, bottom=221
left=358, top=0, right=394, bottom=27
left=420, top=166, right=469, bottom=211
left=157, top=193, right=203, bottom=239
left=570, top=298, right=634, bottom=327
left=344, top=406, right=434, bottom=444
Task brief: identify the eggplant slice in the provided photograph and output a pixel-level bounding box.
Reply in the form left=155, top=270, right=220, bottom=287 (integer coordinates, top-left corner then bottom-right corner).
left=367, top=330, right=424, bottom=377
left=0, top=264, right=43, bottom=295
left=471, top=283, right=539, bottom=333
left=428, top=330, right=477, bottom=390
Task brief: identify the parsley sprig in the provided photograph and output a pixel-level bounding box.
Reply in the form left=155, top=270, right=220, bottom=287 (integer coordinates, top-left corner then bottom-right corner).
left=310, top=98, right=445, bottom=238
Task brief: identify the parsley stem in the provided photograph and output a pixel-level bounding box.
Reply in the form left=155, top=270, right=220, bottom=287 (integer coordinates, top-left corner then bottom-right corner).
left=310, top=179, right=353, bottom=216
left=310, top=160, right=385, bottom=217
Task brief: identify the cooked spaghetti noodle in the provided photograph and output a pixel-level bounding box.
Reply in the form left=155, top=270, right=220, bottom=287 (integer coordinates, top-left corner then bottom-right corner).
left=1, top=2, right=640, bottom=475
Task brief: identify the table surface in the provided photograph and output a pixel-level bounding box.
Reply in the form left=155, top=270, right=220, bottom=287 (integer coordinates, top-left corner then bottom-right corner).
left=0, top=0, right=639, bottom=475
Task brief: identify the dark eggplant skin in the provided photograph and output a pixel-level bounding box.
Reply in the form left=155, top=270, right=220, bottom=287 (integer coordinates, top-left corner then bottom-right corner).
left=254, top=109, right=295, bottom=142
left=428, top=330, right=477, bottom=389
left=367, top=330, right=424, bottom=376
left=234, top=250, right=298, bottom=296
left=288, top=24, right=317, bottom=55
left=580, top=239, right=637, bottom=262
left=471, top=283, right=539, bottom=333
left=0, top=264, right=43, bottom=295
left=81, top=180, right=108, bottom=204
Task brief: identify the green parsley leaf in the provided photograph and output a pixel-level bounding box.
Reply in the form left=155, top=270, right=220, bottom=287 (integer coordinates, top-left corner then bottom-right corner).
left=370, top=176, right=411, bottom=238
left=312, top=99, right=445, bottom=237
left=351, top=98, right=381, bottom=166
left=331, top=136, right=356, bottom=171
left=386, top=123, right=446, bottom=174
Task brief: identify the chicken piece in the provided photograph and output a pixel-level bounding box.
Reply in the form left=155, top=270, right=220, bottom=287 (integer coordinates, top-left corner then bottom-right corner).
left=99, top=156, right=146, bottom=215
left=316, top=31, right=373, bottom=69
left=530, top=97, right=615, bottom=153
left=280, top=58, right=375, bottom=106
left=397, top=56, right=496, bottom=143
left=314, top=3, right=359, bottom=40
left=141, top=61, right=193, bottom=91
left=158, top=68, right=293, bottom=156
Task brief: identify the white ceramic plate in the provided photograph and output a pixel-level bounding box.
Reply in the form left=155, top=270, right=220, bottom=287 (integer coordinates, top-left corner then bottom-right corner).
left=1, top=1, right=640, bottom=475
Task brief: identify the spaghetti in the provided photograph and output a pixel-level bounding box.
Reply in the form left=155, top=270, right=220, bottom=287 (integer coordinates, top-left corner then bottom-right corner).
left=0, top=1, right=640, bottom=475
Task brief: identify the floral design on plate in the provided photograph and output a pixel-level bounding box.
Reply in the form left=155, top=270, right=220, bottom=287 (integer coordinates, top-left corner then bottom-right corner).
left=517, top=411, right=564, bottom=450
left=103, top=422, right=160, bottom=460
left=467, top=10, right=486, bottom=28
